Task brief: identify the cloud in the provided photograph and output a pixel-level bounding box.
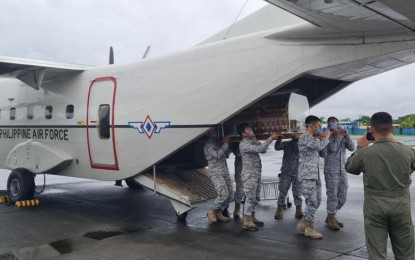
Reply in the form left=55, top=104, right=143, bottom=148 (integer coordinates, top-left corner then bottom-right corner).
left=0, top=0, right=266, bottom=65
left=311, top=63, right=415, bottom=120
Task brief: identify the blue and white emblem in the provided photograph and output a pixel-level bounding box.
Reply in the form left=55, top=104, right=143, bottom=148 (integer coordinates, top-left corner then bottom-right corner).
left=129, top=115, right=170, bottom=139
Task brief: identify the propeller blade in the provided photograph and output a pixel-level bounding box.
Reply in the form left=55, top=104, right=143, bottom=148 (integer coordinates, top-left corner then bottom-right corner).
left=109, top=46, right=114, bottom=65
left=142, top=46, right=151, bottom=59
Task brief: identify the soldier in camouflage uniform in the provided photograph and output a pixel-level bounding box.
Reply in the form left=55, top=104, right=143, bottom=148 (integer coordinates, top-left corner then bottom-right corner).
left=324, top=116, right=355, bottom=230
left=238, top=123, right=278, bottom=231
left=296, top=115, right=330, bottom=239
left=274, top=132, right=303, bottom=220
left=346, top=112, right=414, bottom=260
left=230, top=142, right=243, bottom=218
left=204, top=133, right=233, bottom=223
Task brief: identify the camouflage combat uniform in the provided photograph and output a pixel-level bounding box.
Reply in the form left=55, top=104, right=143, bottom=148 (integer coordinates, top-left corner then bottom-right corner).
left=240, top=137, right=273, bottom=215
left=204, top=138, right=233, bottom=211
left=230, top=142, right=243, bottom=204
left=324, top=134, right=355, bottom=214
left=274, top=138, right=302, bottom=206
left=298, top=133, right=329, bottom=222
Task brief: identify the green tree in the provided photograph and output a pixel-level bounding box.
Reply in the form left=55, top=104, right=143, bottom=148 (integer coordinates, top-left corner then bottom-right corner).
left=399, top=115, right=415, bottom=128
left=357, top=115, right=371, bottom=125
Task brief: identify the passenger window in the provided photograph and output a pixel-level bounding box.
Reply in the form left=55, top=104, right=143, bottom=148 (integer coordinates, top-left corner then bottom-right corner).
left=66, top=104, right=74, bottom=119
left=27, top=106, right=34, bottom=120
left=98, top=104, right=110, bottom=139
left=10, top=108, right=16, bottom=120
left=45, top=106, right=53, bottom=119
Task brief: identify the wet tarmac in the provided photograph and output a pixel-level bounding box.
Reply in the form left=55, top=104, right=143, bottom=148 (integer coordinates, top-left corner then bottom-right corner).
left=0, top=136, right=414, bottom=259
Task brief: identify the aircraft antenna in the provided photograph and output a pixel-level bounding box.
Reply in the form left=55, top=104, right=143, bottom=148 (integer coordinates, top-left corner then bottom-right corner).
left=109, top=46, right=114, bottom=65
left=223, top=0, right=249, bottom=40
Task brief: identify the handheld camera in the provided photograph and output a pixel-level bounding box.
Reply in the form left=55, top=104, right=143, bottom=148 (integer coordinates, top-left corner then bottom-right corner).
left=366, top=127, right=375, bottom=142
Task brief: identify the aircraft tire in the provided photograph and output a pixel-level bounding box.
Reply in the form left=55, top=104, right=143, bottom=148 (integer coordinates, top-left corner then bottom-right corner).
left=7, top=169, right=35, bottom=203
left=125, top=178, right=143, bottom=190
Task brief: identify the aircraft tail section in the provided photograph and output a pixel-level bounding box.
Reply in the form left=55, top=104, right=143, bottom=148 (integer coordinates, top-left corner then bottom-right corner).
left=198, top=4, right=305, bottom=45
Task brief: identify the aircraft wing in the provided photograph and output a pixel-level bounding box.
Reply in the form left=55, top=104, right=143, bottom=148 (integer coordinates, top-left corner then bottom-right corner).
left=0, top=55, right=91, bottom=90
left=264, top=0, right=415, bottom=34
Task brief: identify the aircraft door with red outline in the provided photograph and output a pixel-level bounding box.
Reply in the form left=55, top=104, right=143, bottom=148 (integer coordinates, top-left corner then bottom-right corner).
left=86, top=77, right=119, bottom=170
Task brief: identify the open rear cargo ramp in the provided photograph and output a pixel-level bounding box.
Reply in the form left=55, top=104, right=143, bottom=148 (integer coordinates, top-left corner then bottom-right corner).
left=134, top=168, right=216, bottom=217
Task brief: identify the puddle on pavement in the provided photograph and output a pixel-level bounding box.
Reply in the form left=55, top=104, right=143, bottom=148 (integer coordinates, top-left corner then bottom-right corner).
left=84, top=231, right=124, bottom=240
left=48, top=230, right=125, bottom=254
left=49, top=239, right=73, bottom=254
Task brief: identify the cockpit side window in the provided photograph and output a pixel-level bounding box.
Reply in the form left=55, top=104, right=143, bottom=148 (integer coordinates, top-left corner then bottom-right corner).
left=10, top=108, right=16, bottom=120
left=27, top=106, right=34, bottom=120
left=66, top=104, right=74, bottom=119
left=98, top=104, right=110, bottom=139
left=45, top=106, right=53, bottom=119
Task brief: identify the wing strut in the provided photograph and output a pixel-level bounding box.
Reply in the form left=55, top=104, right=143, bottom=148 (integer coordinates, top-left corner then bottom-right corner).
left=17, top=68, right=46, bottom=90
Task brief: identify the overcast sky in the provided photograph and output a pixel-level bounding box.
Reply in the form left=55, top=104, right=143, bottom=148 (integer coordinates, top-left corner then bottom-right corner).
left=1, top=0, right=414, bottom=121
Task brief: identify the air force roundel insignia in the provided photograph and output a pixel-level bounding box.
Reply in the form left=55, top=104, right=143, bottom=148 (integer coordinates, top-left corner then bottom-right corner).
left=129, top=115, right=171, bottom=139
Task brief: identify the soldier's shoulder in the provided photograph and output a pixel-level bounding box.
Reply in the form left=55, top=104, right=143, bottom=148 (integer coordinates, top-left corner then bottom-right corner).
left=205, top=139, right=219, bottom=148
left=395, top=142, right=415, bottom=153
left=351, top=146, right=371, bottom=156
left=239, top=139, right=250, bottom=148
left=299, top=133, right=309, bottom=142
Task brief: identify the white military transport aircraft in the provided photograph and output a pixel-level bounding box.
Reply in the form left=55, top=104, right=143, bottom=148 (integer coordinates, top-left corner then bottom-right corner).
left=1, top=0, right=415, bottom=218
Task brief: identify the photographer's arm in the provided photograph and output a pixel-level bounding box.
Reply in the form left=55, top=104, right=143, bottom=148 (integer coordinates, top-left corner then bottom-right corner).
left=410, top=148, right=415, bottom=175
left=345, top=151, right=363, bottom=175
left=346, top=136, right=368, bottom=175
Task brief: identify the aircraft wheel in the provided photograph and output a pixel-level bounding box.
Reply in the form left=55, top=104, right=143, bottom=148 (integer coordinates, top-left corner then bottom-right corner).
left=7, top=169, right=35, bottom=202
left=125, top=178, right=142, bottom=190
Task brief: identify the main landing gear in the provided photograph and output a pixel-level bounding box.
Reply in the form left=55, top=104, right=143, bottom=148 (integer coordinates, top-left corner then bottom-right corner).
left=7, top=168, right=35, bottom=203
left=125, top=178, right=143, bottom=190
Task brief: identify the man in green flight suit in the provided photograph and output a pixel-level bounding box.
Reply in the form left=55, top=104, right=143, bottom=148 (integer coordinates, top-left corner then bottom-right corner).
left=346, top=112, right=415, bottom=260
